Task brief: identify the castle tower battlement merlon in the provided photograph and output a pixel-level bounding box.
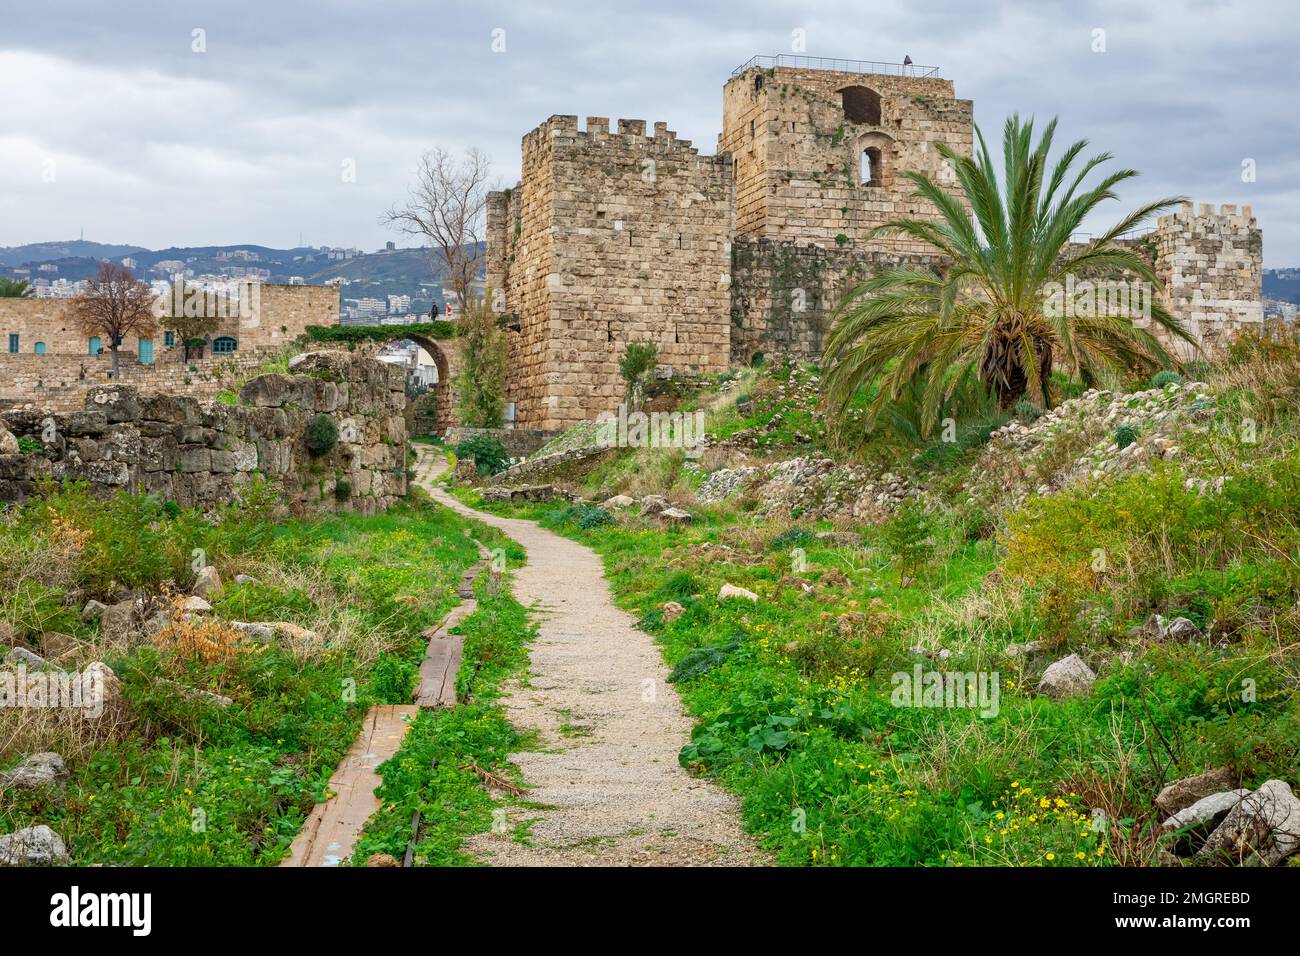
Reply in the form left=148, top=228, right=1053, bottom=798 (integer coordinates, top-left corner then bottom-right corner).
left=519, top=114, right=707, bottom=157
left=1158, top=199, right=1257, bottom=231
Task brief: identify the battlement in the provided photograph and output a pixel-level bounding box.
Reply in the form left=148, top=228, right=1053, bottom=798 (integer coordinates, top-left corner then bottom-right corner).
left=520, top=114, right=714, bottom=158
left=1158, top=200, right=1257, bottom=231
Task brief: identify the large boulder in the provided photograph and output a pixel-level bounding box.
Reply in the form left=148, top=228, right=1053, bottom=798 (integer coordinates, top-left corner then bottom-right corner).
left=0, top=422, right=17, bottom=456
left=1156, top=767, right=1235, bottom=816
left=97, top=598, right=139, bottom=643
left=4, top=647, right=56, bottom=671
left=0, top=753, right=68, bottom=796
left=1037, top=654, right=1096, bottom=699
left=1198, top=780, right=1300, bottom=866
left=85, top=384, right=141, bottom=423
left=78, top=661, right=123, bottom=711
left=80, top=600, right=108, bottom=624
left=659, top=507, right=694, bottom=525
left=639, top=495, right=671, bottom=517
left=0, top=825, right=69, bottom=866
left=661, top=601, right=686, bottom=624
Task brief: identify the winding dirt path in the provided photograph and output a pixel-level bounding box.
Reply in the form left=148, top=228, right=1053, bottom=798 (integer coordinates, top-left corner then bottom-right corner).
left=412, top=447, right=760, bottom=866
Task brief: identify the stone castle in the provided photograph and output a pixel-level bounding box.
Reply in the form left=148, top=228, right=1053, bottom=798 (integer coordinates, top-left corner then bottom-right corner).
left=488, top=56, right=1263, bottom=430
left=1, top=57, right=1265, bottom=435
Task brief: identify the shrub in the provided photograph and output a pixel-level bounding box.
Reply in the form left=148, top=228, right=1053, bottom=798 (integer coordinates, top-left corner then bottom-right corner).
left=333, top=478, right=352, bottom=501
left=619, top=341, right=659, bottom=406
left=454, top=296, right=507, bottom=427
left=454, top=434, right=509, bottom=476
left=305, top=414, right=338, bottom=456
left=669, top=637, right=742, bottom=683
left=882, top=499, right=936, bottom=581
left=214, top=390, right=238, bottom=406
left=658, top=571, right=701, bottom=602
left=543, top=503, right=612, bottom=530
left=770, top=527, right=814, bottom=551
left=1114, top=424, right=1138, bottom=449
left=1014, top=399, right=1042, bottom=422
left=1151, top=370, right=1182, bottom=388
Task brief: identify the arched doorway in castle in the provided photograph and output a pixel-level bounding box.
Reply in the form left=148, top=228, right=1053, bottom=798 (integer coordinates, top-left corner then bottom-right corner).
left=372, top=332, right=459, bottom=438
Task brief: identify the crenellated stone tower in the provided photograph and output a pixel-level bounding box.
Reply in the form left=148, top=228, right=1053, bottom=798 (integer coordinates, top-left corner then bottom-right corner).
left=487, top=116, right=733, bottom=431
left=1148, top=201, right=1263, bottom=360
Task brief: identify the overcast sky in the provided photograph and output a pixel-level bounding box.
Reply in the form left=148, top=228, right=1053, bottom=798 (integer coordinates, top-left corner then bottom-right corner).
left=1, top=0, right=1295, bottom=263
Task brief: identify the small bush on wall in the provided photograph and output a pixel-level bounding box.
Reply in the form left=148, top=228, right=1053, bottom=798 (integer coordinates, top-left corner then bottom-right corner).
left=305, top=414, right=339, bottom=456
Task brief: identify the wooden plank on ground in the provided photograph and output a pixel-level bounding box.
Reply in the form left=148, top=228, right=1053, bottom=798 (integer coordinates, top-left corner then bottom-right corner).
left=413, top=600, right=476, bottom=707
left=280, top=704, right=418, bottom=867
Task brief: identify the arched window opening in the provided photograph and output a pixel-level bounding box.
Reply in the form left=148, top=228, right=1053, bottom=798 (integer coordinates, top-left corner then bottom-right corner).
left=862, top=147, right=883, bottom=187
left=213, top=336, right=238, bottom=354
left=840, top=86, right=882, bottom=125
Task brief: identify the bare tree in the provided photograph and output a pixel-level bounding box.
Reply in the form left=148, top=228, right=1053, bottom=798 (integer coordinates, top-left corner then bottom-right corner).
left=383, top=146, right=493, bottom=310
left=72, top=262, right=160, bottom=377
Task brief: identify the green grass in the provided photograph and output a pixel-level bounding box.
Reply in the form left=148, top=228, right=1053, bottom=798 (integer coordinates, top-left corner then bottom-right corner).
left=0, top=495, right=505, bottom=866
left=450, top=456, right=1300, bottom=867
left=352, top=579, right=539, bottom=865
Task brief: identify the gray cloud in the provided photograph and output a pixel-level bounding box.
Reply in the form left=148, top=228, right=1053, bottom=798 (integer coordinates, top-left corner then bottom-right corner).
left=1, top=0, right=1295, bottom=262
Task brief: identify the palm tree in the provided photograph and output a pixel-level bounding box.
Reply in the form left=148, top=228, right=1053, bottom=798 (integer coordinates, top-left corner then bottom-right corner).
left=0, top=278, right=32, bottom=297
left=823, top=115, right=1197, bottom=438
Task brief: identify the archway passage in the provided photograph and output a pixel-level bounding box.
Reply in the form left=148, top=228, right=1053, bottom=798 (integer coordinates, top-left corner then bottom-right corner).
left=370, top=333, right=459, bottom=438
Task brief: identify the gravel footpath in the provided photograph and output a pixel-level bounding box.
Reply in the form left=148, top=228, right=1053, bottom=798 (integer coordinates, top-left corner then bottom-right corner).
left=412, top=447, right=761, bottom=866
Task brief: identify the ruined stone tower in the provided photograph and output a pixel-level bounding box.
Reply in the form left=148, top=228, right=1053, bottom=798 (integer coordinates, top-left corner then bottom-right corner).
left=487, top=116, right=733, bottom=431
left=721, top=58, right=974, bottom=364
left=1149, top=201, right=1263, bottom=360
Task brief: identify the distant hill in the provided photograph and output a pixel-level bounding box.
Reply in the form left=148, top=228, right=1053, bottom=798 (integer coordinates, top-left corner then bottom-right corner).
left=0, top=240, right=148, bottom=268
left=0, top=240, right=483, bottom=306
left=1263, top=270, right=1300, bottom=306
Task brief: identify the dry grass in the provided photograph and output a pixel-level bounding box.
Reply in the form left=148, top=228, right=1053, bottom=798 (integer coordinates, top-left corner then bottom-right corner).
left=224, top=560, right=400, bottom=667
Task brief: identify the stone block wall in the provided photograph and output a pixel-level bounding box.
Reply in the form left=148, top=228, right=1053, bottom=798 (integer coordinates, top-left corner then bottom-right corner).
left=720, top=66, right=973, bottom=252
left=1150, top=201, right=1263, bottom=359
left=730, top=237, right=949, bottom=363
left=0, top=283, right=339, bottom=410
left=0, top=352, right=407, bottom=515
left=0, top=350, right=274, bottom=413
left=489, top=114, right=734, bottom=430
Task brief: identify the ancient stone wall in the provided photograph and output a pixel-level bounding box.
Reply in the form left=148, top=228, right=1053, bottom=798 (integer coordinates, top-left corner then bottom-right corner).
left=0, top=352, right=407, bottom=515
left=730, top=238, right=949, bottom=363
left=0, top=350, right=275, bottom=413
left=0, top=283, right=339, bottom=414
left=489, top=115, right=734, bottom=431
left=1150, top=201, right=1263, bottom=359
left=720, top=66, right=973, bottom=252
